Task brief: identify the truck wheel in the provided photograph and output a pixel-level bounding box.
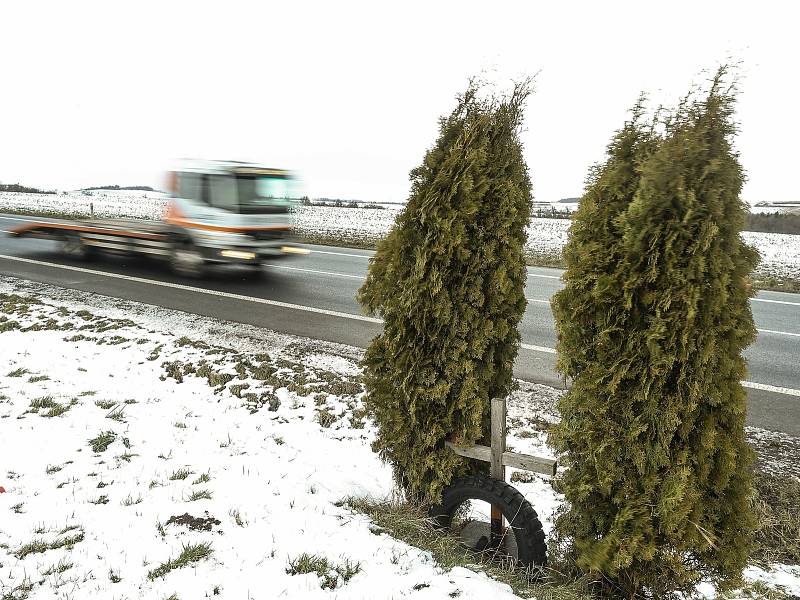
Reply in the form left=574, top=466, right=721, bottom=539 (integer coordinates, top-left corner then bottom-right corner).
left=170, top=243, right=206, bottom=278
left=61, top=234, right=92, bottom=261
left=428, top=475, right=547, bottom=568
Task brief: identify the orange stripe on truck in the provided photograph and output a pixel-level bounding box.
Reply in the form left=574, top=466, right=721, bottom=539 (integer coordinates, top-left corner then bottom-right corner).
left=9, top=222, right=162, bottom=240
left=164, top=217, right=291, bottom=234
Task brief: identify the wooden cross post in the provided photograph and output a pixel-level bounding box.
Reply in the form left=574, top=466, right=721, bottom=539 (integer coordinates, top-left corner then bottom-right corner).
left=489, top=397, right=507, bottom=546
left=445, top=396, right=557, bottom=550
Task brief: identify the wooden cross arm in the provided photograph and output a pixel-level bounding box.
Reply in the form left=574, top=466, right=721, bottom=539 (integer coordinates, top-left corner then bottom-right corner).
left=444, top=441, right=558, bottom=476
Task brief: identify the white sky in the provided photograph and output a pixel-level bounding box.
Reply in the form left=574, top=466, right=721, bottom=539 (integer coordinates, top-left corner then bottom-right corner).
left=1, top=1, right=797, bottom=204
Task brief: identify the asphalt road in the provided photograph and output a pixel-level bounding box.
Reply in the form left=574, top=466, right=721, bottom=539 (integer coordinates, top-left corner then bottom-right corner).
left=1, top=213, right=798, bottom=434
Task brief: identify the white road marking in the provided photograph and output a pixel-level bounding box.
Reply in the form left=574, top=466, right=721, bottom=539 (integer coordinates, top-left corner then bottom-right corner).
left=752, top=297, right=800, bottom=306
left=741, top=381, right=800, bottom=397
left=0, top=254, right=382, bottom=324
left=526, top=271, right=561, bottom=279
left=521, top=343, right=557, bottom=354
left=308, top=247, right=563, bottom=280
left=526, top=297, right=551, bottom=305
left=758, top=328, right=800, bottom=338
left=266, top=264, right=364, bottom=279
left=309, top=249, right=374, bottom=259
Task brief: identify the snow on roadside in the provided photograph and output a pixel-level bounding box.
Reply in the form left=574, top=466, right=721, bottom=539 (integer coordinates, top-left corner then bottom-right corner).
left=0, top=191, right=168, bottom=221
left=1, top=276, right=799, bottom=599
left=0, top=277, right=529, bottom=600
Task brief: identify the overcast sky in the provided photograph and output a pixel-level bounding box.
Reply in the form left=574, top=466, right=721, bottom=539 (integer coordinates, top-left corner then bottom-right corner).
left=1, top=1, right=797, bottom=204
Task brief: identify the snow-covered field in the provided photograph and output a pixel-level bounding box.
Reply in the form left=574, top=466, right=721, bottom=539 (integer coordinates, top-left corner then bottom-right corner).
left=0, top=190, right=168, bottom=221
left=2, top=192, right=797, bottom=281
left=1, top=277, right=798, bottom=599
left=0, top=277, right=559, bottom=600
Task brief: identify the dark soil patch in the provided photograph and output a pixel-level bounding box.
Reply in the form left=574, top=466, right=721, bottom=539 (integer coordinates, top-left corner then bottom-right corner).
left=166, top=512, right=221, bottom=532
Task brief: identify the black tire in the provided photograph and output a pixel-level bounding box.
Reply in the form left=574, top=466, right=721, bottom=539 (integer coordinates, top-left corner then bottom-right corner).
left=429, top=475, right=547, bottom=568
left=61, top=233, right=92, bottom=261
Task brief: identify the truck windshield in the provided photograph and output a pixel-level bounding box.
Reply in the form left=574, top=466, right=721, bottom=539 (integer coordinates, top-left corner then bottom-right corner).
left=236, top=176, right=301, bottom=214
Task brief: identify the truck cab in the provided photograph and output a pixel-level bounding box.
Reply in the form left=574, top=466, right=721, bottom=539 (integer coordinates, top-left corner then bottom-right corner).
left=165, top=160, right=306, bottom=276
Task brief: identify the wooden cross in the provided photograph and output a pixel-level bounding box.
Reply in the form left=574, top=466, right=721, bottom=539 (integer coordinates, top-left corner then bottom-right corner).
left=445, top=397, right=557, bottom=547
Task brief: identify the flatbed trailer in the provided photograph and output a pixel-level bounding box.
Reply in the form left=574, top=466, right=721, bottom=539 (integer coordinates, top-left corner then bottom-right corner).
left=8, top=160, right=309, bottom=277
left=8, top=217, right=304, bottom=271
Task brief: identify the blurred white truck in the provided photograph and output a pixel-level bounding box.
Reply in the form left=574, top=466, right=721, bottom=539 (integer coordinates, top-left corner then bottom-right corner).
left=10, top=160, right=308, bottom=277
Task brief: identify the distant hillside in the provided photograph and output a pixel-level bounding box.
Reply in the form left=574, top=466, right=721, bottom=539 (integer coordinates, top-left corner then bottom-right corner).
left=558, top=197, right=580, bottom=203
left=0, top=183, right=56, bottom=194
left=81, top=185, right=157, bottom=192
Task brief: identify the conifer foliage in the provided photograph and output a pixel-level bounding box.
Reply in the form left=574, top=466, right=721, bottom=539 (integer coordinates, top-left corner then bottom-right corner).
left=551, top=69, right=760, bottom=597
left=358, top=82, right=533, bottom=503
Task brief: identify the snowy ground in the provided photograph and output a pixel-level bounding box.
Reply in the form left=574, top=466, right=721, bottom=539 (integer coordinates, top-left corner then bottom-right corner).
left=1, top=276, right=798, bottom=599
left=0, top=190, right=168, bottom=221
left=0, top=276, right=556, bottom=600
left=1, top=192, right=798, bottom=282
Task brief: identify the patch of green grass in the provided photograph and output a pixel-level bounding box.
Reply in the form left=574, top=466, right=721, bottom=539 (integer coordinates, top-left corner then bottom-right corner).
left=343, top=496, right=591, bottom=599
left=88, top=431, right=116, bottom=452
left=14, top=539, right=49, bottom=559
left=286, top=553, right=362, bottom=590
left=41, top=559, right=74, bottom=576
left=175, top=336, right=209, bottom=349
left=27, top=396, right=56, bottom=412
left=26, top=396, right=75, bottom=418
left=79, top=390, right=97, bottom=396
left=161, top=360, right=188, bottom=383
left=147, top=344, right=164, bottom=361
left=192, top=473, right=211, bottom=485
left=58, top=524, right=81, bottom=535
left=95, top=399, right=116, bottom=409
left=0, top=318, right=21, bottom=332
left=106, top=406, right=126, bottom=422
left=65, top=333, right=93, bottom=343
left=45, top=464, right=62, bottom=475
left=14, top=529, right=84, bottom=559
left=51, top=530, right=84, bottom=550
left=169, top=468, right=193, bottom=481
left=90, top=495, right=110, bottom=505
left=45, top=401, right=73, bottom=418
left=315, top=407, right=337, bottom=428
left=121, top=494, right=142, bottom=506
left=187, top=489, right=212, bottom=501
left=230, top=509, right=245, bottom=527
left=752, top=471, right=800, bottom=564
left=116, top=452, right=138, bottom=463
left=7, top=368, right=30, bottom=378
left=173, top=421, right=187, bottom=429
left=27, top=374, right=50, bottom=383
left=109, top=568, right=122, bottom=583
left=229, top=383, right=250, bottom=398
left=1, top=578, right=34, bottom=600
left=10, top=502, right=23, bottom=514
left=147, top=542, right=213, bottom=580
